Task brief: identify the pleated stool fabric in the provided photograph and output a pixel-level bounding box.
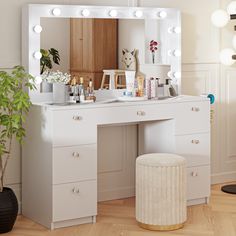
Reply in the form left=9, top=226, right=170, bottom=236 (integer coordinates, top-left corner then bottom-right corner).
left=136, top=153, right=187, bottom=231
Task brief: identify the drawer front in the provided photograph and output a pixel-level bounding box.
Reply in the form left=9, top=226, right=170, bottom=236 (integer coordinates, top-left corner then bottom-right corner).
left=187, top=165, right=210, bottom=201
left=175, top=101, right=210, bottom=135
left=53, top=144, right=97, bottom=184
left=175, top=133, right=210, bottom=167
left=53, top=180, right=97, bottom=222
left=52, top=109, right=98, bottom=146
left=96, top=103, right=174, bottom=125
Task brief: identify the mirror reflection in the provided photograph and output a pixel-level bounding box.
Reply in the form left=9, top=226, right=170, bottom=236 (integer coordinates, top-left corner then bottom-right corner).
left=40, top=18, right=171, bottom=91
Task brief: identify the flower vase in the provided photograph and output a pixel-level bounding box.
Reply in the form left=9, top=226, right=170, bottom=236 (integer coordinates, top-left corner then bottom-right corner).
left=152, top=52, right=155, bottom=64
left=53, top=82, right=69, bottom=104
left=41, top=81, right=53, bottom=93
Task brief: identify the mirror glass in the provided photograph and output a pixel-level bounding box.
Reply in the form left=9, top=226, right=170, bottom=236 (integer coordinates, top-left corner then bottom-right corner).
left=40, top=18, right=172, bottom=90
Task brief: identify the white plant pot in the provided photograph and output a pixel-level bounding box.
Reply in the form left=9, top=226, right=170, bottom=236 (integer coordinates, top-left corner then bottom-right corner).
left=53, top=82, right=69, bottom=104
left=41, top=81, right=53, bottom=93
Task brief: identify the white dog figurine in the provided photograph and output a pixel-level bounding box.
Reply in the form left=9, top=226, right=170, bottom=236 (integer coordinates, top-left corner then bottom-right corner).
left=121, top=49, right=137, bottom=71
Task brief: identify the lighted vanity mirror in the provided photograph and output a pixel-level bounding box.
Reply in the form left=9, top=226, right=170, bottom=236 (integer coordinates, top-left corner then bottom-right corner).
left=22, top=4, right=181, bottom=102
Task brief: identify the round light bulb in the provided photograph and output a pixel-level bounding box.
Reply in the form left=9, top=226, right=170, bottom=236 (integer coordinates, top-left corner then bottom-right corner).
left=173, top=49, right=181, bottom=57
left=158, top=11, right=167, bottom=19
left=167, top=71, right=172, bottom=78
left=211, top=9, right=229, bottom=28
left=33, top=51, right=42, bottom=60
left=134, top=10, right=143, bottom=18
left=168, top=27, right=173, bottom=34
left=52, top=8, right=61, bottom=16
left=109, top=9, right=118, bottom=17
left=227, top=1, right=236, bottom=14
left=220, top=48, right=236, bottom=66
left=35, top=76, right=42, bottom=84
left=232, top=35, right=236, bottom=49
left=81, top=9, right=90, bottom=17
left=173, top=72, right=181, bottom=79
left=173, top=26, right=181, bottom=34
left=167, top=50, right=173, bottom=56
left=33, top=25, right=42, bottom=34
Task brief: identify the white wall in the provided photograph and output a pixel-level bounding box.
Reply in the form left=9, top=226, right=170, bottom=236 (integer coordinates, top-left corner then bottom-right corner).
left=1, top=0, right=234, bottom=207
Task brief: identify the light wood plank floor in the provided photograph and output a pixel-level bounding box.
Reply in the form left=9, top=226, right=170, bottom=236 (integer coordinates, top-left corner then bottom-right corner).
left=4, top=183, right=236, bottom=236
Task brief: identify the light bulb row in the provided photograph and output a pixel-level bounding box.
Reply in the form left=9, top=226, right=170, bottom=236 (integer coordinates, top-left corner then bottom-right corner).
left=51, top=7, right=168, bottom=19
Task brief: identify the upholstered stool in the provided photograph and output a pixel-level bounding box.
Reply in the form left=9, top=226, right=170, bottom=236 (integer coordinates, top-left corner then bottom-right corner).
left=136, top=153, right=186, bottom=231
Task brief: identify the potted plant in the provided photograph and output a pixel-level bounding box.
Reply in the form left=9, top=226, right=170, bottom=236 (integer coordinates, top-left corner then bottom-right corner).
left=41, top=70, right=71, bottom=104
left=40, top=48, right=60, bottom=92
left=0, top=66, right=35, bottom=233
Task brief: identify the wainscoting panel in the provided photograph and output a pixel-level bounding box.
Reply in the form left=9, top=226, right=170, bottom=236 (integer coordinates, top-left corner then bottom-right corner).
left=212, top=66, right=236, bottom=183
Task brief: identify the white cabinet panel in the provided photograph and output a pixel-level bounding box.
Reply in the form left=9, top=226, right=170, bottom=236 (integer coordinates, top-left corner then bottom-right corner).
left=53, top=144, right=97, bottom=184
left=53, top=180, right=97, bottom=222
left=175, top=133, right=210, bottom=167
left=175, top=101, right=210, bottom=135
left=187, top=165, right=210, bottom=200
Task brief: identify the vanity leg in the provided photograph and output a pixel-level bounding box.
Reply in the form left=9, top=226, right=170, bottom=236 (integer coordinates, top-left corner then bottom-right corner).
left=92, top=216, right=96, bottom=223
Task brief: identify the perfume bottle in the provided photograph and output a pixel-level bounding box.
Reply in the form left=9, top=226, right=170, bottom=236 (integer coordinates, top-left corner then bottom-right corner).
left=69, top=77, right=77, bottom=103
left=79, top=77, right=85, bottom=102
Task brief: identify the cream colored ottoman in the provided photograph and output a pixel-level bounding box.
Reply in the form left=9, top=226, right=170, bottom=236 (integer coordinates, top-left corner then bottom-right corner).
left=136, top=153, right=186, bottom=231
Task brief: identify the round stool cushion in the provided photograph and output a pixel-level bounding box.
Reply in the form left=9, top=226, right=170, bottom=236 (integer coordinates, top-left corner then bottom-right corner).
left=136, top=153, right=186, bottom=167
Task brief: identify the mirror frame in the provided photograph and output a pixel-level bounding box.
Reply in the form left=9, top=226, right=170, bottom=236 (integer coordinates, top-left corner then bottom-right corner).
left=22, top=4, right=181, bottom=102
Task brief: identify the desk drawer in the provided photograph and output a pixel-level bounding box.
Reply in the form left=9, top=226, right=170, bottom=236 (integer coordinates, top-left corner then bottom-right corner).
left=52, top=109, right=98, bottom=146
left=53, top=180, right=97, bottom=222
left=96, top=103, right=174, bottom=125
left=175, top=101, right=210, bottom=135
left=187, top=165, right=210, bottom=201
left=175, top=133, right=210, bottom=167
left=53, top=144, right=97, bottom=184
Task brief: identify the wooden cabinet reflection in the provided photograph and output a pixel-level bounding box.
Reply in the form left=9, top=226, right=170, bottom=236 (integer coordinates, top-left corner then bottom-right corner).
left=70, top=19, right=118, bottom=89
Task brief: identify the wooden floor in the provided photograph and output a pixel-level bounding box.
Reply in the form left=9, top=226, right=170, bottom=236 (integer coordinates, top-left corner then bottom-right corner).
left=5, top=183, right=236, bottom=236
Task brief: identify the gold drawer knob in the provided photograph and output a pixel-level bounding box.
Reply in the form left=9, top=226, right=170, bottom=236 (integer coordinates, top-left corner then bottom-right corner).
left=191, top=140, right=200, bottom=144
left=73, top=115, right=82, bottom=121
left=137, top=111, right=146, bottom=116
left=72, top=152, right=80, bottom=158
left=191, top=172, right=198, bottom=177
left=191, top=107, right=200, bottom=112
left=72, top=187, right=80, bottom=194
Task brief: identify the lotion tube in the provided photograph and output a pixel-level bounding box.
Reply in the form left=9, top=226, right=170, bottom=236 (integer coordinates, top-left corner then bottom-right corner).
left=125, top=71, right=136, bottom=96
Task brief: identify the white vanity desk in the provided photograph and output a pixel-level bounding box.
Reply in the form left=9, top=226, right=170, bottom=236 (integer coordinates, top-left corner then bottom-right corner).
left=22, top=95, right=210, bottom=229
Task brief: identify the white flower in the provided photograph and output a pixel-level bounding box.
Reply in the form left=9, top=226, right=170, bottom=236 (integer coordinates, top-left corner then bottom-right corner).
left=41, top=70, right=71, bottom=84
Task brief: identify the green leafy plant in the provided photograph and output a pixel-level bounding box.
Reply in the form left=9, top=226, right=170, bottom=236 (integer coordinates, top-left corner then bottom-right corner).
left=0, top=66, right=35, bottom=192
left=40, top=48, right=60, bottom=75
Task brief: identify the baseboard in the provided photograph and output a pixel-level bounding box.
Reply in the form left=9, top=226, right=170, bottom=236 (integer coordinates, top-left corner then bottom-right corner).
left=98, top=186, right=135, bottom=202
left=211, top=171, right=236, bottom=184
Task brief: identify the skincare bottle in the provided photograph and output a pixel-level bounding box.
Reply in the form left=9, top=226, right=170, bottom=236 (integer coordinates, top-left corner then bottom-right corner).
left=166, top=78, right=177, bottom=97
left=137, top=76, right=144, bottom=97
left=75, top=84, right=80, bottom=103
left=145, top=78, right=151, bottom=99
left=79, top=77, right=85, bottom=102
left=150, top=77, right=158, bottom=98
left=70, top=77, right=77, bottom=103
left=125, top=71, right=136, bottom=97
